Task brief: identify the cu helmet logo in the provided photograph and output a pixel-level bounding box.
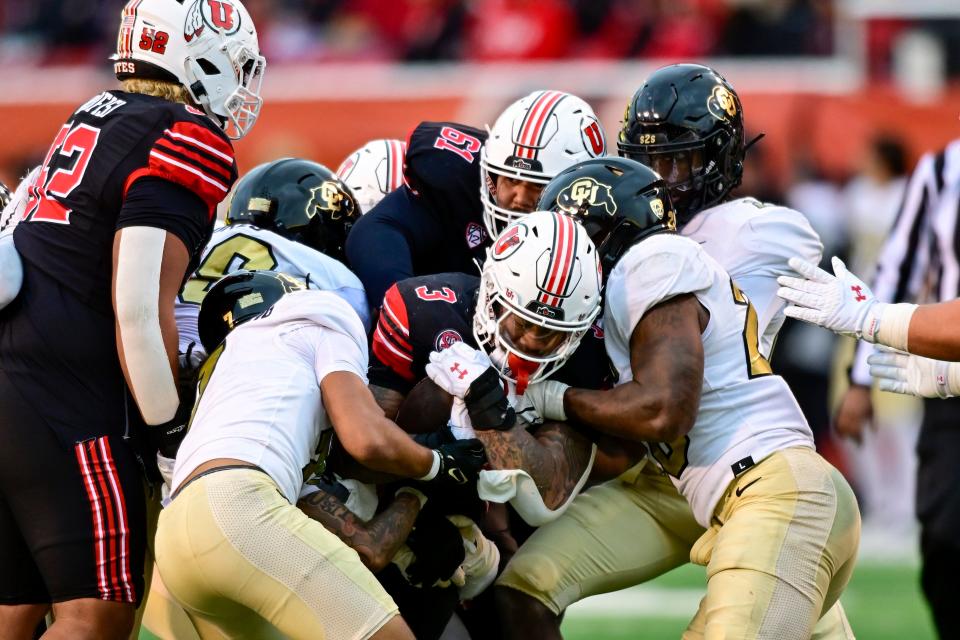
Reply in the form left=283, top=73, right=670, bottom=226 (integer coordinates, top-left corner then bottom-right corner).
left=556, top=177, right=617, bottom=217
left=185, top=0, right=240, bottom=41
left=707, top=84, right=738, bottom=123
left=308, top=181, right=356, bottom=221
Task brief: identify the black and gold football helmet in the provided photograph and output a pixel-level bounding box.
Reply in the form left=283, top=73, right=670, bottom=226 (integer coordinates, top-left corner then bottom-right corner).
left=227, top=158, right=360, bottom=262
left=197, top=269, right=305, bottom=352
left=537, top=157, right=675, bottom=277
left=618, top=63, right=745, bottom=225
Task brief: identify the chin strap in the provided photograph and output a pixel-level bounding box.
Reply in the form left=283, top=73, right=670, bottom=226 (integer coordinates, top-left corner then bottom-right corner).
left=744, top=132, right=765, bottom=153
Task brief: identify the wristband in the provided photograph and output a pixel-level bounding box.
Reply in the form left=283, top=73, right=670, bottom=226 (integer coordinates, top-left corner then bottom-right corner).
left=417, top=449, right=441, bottom=481
left=395, top=486, right=428, bottom=509
left=869, top=303, right=917, bottom=350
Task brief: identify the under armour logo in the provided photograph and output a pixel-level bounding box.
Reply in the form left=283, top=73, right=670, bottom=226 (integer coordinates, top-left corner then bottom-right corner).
left=450, top=363, right=469, bottom=380
left=851, top=285, right=867, bottom=302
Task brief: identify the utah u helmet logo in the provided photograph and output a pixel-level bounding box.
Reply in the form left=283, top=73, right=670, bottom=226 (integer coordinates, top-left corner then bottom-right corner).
left=556, top=177, right=617, bottom=217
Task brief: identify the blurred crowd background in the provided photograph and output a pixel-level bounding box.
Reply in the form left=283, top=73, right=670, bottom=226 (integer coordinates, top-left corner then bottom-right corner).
left=2, top=0, right=960, bottom=589
left=0, top=0, right=959, bottom=69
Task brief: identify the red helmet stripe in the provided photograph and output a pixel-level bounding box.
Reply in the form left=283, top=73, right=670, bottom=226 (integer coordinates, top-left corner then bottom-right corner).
left=519, top=91, right=564, bottom=160
left=541, top=212, right=575, bottom=306
left=513, top=91, right=548, bottom=159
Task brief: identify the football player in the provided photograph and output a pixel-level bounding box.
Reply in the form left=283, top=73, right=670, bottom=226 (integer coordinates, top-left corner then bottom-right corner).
left=337, top=138, right=408, bottom=213
left=155, top=270, right=487, bottom=640
left=371, top=211, right=609, bottom=522
left=499, top=158, right=860, bottom=639
left=0, top=0, right=262, bottom=637
left=176, top=156, right=369, bottom=357
left=496, top=63, right=854, bottom=640
left=346, top=91, right=607, bottom=310
left=777, top=255, right=960, bottom=397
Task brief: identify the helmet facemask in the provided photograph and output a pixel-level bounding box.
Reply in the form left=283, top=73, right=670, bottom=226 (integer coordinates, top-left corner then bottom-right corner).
left=473, top=250, right=599, bottom=392
left=620, top=126, right=739, bottom=225
left=480, top=147, right=549, bottom=239
left=184, top=33, right=265, bottom=140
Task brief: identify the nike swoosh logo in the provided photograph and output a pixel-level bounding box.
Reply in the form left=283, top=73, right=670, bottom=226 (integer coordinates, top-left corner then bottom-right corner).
left=735, top=477, right=762, bottom=497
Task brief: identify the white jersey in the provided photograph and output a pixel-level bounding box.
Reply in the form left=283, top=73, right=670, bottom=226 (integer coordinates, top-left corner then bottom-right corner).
left=175, top=223, right=369, bottom=352
left=682, top=197, right=823, bottom=356
left=172, top=290, right=368, bottom=504
left=605, top=233, right=814, bottom=526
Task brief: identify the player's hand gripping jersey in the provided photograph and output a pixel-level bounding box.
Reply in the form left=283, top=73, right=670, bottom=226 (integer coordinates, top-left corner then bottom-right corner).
left=175, top=223, right=369, bottom=351
left=346, top=122, right=489, bottom=309
left=604, top=233, right=815, bottom=526
left=682, top=197, right=823, bottom=356
left=370, top=272, right=612, bottom=397
left=3, top=91, right=235, bottom=443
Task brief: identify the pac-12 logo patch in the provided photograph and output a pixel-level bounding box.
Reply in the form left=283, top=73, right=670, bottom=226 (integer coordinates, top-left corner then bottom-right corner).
left=465, top=222, right=486, bottom=249
left=434, top=329, right=463, bottom=351
left=492, top=223, right=527, bottom=260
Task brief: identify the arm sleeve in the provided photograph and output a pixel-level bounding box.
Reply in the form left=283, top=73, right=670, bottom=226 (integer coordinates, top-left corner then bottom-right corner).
left=850, top=152, right=938, bottom=385
left=116, top=177, right=211, bottom=260
left=345, top=187, right=443, bottom=310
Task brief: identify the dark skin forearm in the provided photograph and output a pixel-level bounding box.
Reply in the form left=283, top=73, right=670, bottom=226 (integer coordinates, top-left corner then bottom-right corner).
left=475, top=421, right=594, bottom=510
left=297, top=488, right=421, bottom=573
left=564, top=294, right=707, bottom=443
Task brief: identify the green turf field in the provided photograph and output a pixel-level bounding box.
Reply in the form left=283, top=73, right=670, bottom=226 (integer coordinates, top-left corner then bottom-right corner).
left=561, top=560, right=935, bottom=639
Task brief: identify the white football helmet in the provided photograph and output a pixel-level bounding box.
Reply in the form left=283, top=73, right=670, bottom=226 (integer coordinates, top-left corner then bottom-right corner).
left=112, top=0, right=265, bottom=140
left=481, top=91, right=607, bottom=238
left=336, top=139, right=407, bottom=214
left=474, top=210, right=602, bottom=389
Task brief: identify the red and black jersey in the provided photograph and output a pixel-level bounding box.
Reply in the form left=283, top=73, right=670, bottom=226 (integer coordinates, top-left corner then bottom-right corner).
left=370, top=272, right=614, bottom=396
left=346, top=122, right=489, bottom=311
left=14, top=90, right=236, bottom=313
left=0, top=91, right=236, bottom=445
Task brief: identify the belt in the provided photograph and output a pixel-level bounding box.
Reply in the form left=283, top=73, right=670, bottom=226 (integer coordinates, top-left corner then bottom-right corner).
left=169, top=463, right=263, bottom=501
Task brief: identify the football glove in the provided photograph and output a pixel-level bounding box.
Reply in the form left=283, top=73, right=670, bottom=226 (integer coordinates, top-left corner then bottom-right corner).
left=521, top=380, right=570, bottom=422
left=426, top=343, right=514, bottom=430
left=404, top=504, right=467, bottom=588
left=868, top=346, right=960, bottom=399
left=777, top=256, right=884, bottom=341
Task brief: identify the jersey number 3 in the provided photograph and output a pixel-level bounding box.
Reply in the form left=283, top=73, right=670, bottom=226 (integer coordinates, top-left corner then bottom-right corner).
left=24, top=122, right=102, bottom=225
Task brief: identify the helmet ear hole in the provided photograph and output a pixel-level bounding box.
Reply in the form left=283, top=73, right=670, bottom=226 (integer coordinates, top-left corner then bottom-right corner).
left=196, top=58, right=220, bottom=75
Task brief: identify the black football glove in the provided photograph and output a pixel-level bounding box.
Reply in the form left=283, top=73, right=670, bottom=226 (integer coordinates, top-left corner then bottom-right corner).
left=404, top=504, right=465, bottom=587
left=428, top=439, right=486, bottom=487
left=150, top=343, right=205, bottom=458
left=412, top=425, right=456, bottom=450
left=464, top=367, right=515, bottom=431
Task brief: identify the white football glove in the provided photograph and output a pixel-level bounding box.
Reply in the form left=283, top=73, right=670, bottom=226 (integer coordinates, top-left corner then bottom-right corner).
left=521, top=380, right=570, bottom=422
left=868, top=346, right=960, bottom=399
left=425, top=342, right=495, bottom=400
left=777, top=256, right=885, bottom=341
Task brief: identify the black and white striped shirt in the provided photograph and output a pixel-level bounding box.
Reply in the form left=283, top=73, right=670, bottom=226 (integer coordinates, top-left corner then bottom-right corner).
left=852, top=138, right=960, bottom=385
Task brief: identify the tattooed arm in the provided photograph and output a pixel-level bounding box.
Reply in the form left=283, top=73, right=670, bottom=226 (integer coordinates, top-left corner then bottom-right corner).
left=564, top=294, right=707, bottom=443
left=297, top=488, right=421, bottom=572
left=476, top=421, right=593, bottom=510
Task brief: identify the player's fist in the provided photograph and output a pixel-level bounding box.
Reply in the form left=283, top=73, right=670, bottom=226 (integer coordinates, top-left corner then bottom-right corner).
left=427, top=343, right=514, bottom=430
left=426, top=342, right=494, bottom=398
left=777, top=256, right=884, bottom=341
left=429, top=439, right=486, bottom=486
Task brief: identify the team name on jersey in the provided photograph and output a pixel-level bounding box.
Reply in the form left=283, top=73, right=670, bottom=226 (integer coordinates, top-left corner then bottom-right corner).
left=77, top=92, right=127, bottom=119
